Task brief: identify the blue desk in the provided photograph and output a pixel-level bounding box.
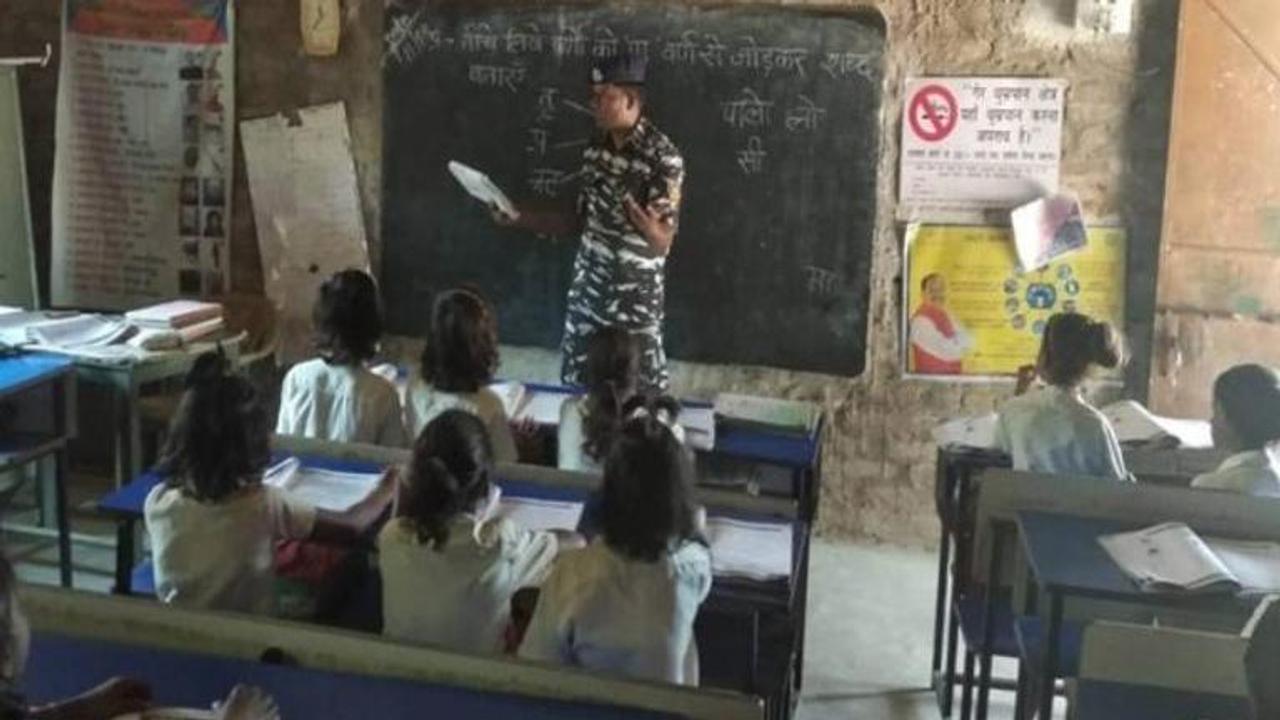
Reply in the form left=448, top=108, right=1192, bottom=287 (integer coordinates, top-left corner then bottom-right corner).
left=24, top=632, right=674, bottom=720
left=1015, top=511, right=1251, bottom=720
left=98, top=453, right=804, bottom=718
left=0, top=352, right=75, bottom=587
left=1071, top=678, right=1251, bottom=720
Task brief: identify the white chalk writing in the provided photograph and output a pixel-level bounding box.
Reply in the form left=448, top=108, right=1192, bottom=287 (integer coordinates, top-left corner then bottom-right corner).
left=625, top=37, right=650, bottom=58
left=785, top=94, right=826, bottom=132
left=384, top=10, right=441, bottom=68
left=527, top=128, right=549, bottom=156
left=550, top=26, right=587, bottom=58
left=468, top=63, right=527, bottom=92
left=562, top=98, right=594, bottom=117
left=536, top=87, right=559, bottom=123
left=528, top=168, right=583, bottom=197
left=699, top=34, right=727, bottom=67
left=737, top=136, right=766, bottom=175
left=592, top=26, right=619, bottom=58
left=819, top=51, right=877, bottom=82
left=804, top=266, right=840, bottom=297
left=721, top=88, right=773, bottom=130
left=730, top=36, right=809, bottom=77
left=460, top=23, right=499, bottom=53
left=661, top=32, right=697, bottom=64
left=505, top=24, right=544, bottom=54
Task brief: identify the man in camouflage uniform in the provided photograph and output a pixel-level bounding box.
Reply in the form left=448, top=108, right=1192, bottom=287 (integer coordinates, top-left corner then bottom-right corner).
left=500, top=54, right=684, bottom=391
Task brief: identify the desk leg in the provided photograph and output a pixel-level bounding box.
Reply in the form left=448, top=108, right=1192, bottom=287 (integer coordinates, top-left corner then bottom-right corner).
left=113, top=518, right=135, bottom=595
left=114, top=380, right=142, bottom=488
left=749, top=610, right=760, bottom=695
left=932, top=512, right=952, bottom=682
left=53, top=449, right=72, bottom=589
left=1038, top=593, right=1063, bottom=720
left=975, top=526, right=1003, bottom=720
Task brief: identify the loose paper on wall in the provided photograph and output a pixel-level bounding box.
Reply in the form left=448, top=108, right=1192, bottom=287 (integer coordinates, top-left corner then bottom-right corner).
left=1011, top=193, right=1088, bottom=272
left=240, top=102, right=370, bottom=363
left=903, top=223, right=1126, bottom=381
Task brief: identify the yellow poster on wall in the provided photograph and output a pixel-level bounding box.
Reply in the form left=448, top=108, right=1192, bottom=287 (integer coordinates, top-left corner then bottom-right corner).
left=903, top=224, right=1126, bottom=378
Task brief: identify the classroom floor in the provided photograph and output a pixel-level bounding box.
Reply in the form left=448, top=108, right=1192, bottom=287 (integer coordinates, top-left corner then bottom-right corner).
left=4, top=467, right=1059, bottom=720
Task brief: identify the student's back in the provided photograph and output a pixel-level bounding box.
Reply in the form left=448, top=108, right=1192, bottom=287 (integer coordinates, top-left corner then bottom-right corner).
left=279, top=359, right=403, bottom=446
left=405, top=288, right=516, bottom=461
left=379, top=411, right=556, bottom=653
left=1192, top=364, right=1280, bottom=497
left=995, top=313, right=1128, bottom=480
left=522, top=405, right=711, bottom=685
left=275, top=269, right=407, bottom=447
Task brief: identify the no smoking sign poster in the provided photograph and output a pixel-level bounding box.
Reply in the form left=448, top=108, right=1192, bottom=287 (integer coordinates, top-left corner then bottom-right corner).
left=898, top=77, right=1067, bottom=222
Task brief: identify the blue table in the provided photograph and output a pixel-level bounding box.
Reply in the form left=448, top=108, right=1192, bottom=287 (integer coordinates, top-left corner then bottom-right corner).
left=98, top=453, right=804, bottom=718
left=0, top=352, right=75, bottom=587
left=1015, top=511, right=1252, bottom=720
left=1071, top=678, right=1251, bottom=719
left=24, top=632, right=675, bottom=720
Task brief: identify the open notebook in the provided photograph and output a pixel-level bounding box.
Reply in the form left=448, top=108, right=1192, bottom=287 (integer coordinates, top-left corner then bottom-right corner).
left=495, top=496, right=792, bottom=581
left=1099, top=522, right=1280, bottom=595
left=487, top=382, right=571, bottom=426
left=931, top=400, right=1212, bottom=451
left=263, top=457, right=382, bottom=513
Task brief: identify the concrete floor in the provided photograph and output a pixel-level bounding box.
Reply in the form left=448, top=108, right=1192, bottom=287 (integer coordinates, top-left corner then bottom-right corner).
left=6, top=466, right=1055, bottom=719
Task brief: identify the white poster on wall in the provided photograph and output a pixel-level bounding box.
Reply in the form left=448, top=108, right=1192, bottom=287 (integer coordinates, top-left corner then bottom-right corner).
left=898, top=77, right=1067, bottom=223
left=51, top=0, right=234, bottom=310
left=240, top=103, right=371, bottom=364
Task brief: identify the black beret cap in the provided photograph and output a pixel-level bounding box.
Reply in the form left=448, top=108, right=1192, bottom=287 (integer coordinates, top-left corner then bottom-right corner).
left=589, top=54, right=646, bottom=85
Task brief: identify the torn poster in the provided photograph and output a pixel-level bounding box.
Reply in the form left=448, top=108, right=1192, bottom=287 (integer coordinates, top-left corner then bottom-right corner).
left=240, top=102, right=370, bottom=363
left=52, top=0, right=235, bottom=308
left=1011, top=193, right=1088, bottom=272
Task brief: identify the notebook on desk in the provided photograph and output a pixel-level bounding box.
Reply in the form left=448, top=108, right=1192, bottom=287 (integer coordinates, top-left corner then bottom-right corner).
left=264, top=457, right=382, bottom=513
left=1099, top=522, right=1280, bottom=596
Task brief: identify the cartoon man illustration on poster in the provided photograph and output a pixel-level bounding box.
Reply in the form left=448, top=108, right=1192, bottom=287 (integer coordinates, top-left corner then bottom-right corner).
left=909, top=273, right=973, bottom=374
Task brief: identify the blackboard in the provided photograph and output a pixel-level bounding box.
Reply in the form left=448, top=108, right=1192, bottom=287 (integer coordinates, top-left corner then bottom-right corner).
left=382, top=2, right=885, bottom=376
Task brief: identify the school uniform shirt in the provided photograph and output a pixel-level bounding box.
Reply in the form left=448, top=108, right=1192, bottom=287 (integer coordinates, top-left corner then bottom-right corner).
left=276, top=358, right=408, bottom=447
left=519, top=538, right=712, bottom=686
left=995, top=386, right=1129, bottom=480
left=557, top=396, right=688, bottom=473
left=144, top=483, right=317, bottom=615
left=378, top=515, right=557, bottom=654
left=560, top=117, right=685, bottom=392
left=1191, top=449, right=1280, bottom=496
left=403, top=376, right=518, bottom=462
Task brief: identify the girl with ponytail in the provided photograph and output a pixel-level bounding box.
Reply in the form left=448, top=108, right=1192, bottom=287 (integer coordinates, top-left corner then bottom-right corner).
left=145, top=351, right=395, bottom=616
left=379, top=410, right=570, bottom=653
left=522, top=399, right=711, bottom=685
left=559, top=327, right=684, bottom=471
left=1192, top=364, right=1280, bottom=496
left=995, top=312, right=1130, bottom=480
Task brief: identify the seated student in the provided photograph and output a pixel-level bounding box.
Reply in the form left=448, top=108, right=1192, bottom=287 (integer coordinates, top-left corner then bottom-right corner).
left=1192, top=364, right=1280, bottom=496
left=559, top=327, right=685, bottom=473
left=379, top=410, right=565, bottom=653
left=520, top=403, right=711, bottom=686
left=276, top=269, right=407, bottom=447
left=145, top=352, right=395, bottom=615
left=996, top=312, right=1129, bottom=480
left=405, top=288, right=517, bottom=462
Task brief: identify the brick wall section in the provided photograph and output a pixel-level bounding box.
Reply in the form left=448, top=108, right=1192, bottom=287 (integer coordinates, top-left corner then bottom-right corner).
left=0, top=0, right=1178, bottom=546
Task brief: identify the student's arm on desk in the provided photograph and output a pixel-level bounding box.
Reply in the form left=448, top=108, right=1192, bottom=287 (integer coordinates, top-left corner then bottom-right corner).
left=310, top=467, right=398, bottom=543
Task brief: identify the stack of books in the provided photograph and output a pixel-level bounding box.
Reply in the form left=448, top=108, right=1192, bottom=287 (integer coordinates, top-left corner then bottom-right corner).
left=125, top=300, right=224, bottom=345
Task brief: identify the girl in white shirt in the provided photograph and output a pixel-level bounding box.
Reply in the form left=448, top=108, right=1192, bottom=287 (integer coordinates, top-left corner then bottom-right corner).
left=146, top=352, right=395, bottom=616
left=996, top=312, right=1129, bottom=480
left=520, top=403, right=712, bottom=686
left=379, top=409, right=565, bottom=653
left=276, top=269, right=407, bottom=447
left=559, top=327, right=640, bottom=473
left=404, top=289, right=518, bottom=462
left=1192, top=364, right=1280, bottom=496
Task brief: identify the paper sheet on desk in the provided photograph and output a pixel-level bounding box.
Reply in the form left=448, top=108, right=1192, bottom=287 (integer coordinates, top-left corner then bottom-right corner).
left=264, top=457, right=382, bottom=512
left=26, top=315, right=132, bottom=348
left=932, top=413, right=999, bottom=450
left=514, top=391, right=571, bottom=426
left=707, top=517, right=792, bottom=581
left=497, top=496, right=582, bottom=532
left=448, top=161, right=516, bottom=218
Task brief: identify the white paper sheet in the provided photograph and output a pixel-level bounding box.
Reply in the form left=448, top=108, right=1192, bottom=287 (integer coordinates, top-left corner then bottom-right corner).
left=1098, top=522, right=1236, bottom=593
left=240, top=103, right=371, bottom=363
left=932, top=413, right=1000, bottom=450
left=488, top=381, right=526, bottom=418
left=497, top=496, right=582, bottom=532
left=1204, top=537, right=1280, bottom=596
left=26, top=315, right=132, bottom=348
left=1102, top=400, right=1213, bottom=449
left=680, top=406, right=716, bottom=451
left=1011, top=193, right=1088, bottom=272
left=448, top=161, right=516, bottom=218
left=513, top=391, right=571, bottom=426
left=264, top=457, right=381, bottom=512
left=706, top=517, right=793, bottom=581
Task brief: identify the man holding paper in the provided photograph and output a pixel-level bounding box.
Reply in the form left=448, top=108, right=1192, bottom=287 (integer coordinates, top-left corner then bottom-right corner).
left=493, top=54, right=685, bottom=391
